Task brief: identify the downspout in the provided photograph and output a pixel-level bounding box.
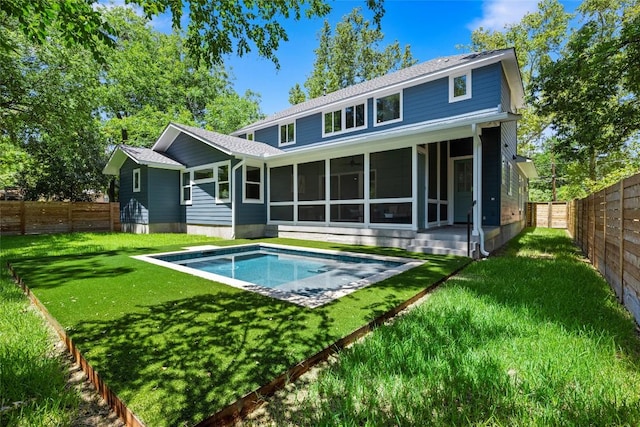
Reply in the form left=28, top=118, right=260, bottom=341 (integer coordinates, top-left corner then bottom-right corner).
left=231, top=159, right=245, bottom=239
left=472, top=124, right=490, bottom=257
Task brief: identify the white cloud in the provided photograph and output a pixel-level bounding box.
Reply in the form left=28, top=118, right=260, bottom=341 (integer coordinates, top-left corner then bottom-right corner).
left=468, top=0, right=538, bottom=31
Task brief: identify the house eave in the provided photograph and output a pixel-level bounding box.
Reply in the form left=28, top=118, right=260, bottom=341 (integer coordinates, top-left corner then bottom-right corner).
left=263, top=108, right=517, bottom=161
left=152, top=123, right=234, bottom=156
left=516, top=156, right=539, bottom=179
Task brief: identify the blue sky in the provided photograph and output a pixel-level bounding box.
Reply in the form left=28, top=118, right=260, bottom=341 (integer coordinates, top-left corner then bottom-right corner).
left=104, top=0, right=580, bottom=116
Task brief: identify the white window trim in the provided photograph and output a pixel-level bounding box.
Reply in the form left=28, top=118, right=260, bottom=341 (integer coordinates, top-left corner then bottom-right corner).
left=321, top=101, right=368, bottom=138
left=373, top=91, right=403, bottom=127
left=192, top=166, right=215, bottom=184
left=449, top=71, right=472, bottom=103
left=243, top=162, right=264, bottom=204
left=132, top=168, right=141, bottom=193
left=278, top=122, right=296, bottom=147
left=215, top=161, right=231, bottom=204
left=180, top=170, right=192, bottom=205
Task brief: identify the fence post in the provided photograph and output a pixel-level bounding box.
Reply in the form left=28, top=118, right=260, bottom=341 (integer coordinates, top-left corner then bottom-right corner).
left=620, top=179, right=625, bottom=304
left=68, top=202, right=73, bottom=233
left=109, top=202, right=115, bottom=232
left=19, top=201, right=26, bottom=235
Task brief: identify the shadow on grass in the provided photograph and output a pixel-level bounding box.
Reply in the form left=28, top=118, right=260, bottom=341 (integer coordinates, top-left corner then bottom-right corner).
left=70, top=289, right=335, bottom=426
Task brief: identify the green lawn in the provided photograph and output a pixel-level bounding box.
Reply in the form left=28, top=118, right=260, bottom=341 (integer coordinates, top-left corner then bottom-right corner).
left=2, top=232, right=467, bottom=426
left=260, top=228, right=640, bottom=426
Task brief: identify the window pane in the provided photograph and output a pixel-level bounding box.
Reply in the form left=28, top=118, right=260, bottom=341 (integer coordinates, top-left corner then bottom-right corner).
left=194, top=168, right=213, bottom=181
left=370, top=148, right=411, bottom=199
left=428, top=203, right=437, bottom=222
left=247, top=133, right=254, bottom=141
left=324, top=112, right=332, bottom=134
left=183, top=187, right=191, bottom=201
left=246, top=165, right=261, bottom=183
left=287, top=123, right=294, bottom=142
left=219, top=183, right=229, bottom=200
left=330, top=155, right=364, bottom=200
left=298, top=160, right=325, bottom=201
left=298, top=205, right=325, bottom=221
left=218, top=164, right=229, bottom=182
left=454, top=75, right=467, bottom=97
left=182, top=172, right=190, bottom=183
left=376, top=93, right=400, bottom=123
left=356, top=103, right=365, bottom=127
left=440, top=204, right=448, bottom=221
left=370, top=202, right=412, bottom=224
left=245, top=183, right=260, bottom=200
left=271, top=205, right=293, bottom=221
left=345, top=106, right=354, bottom=129
left=330, top=204, right=364, bottom=222
left=280, top=125, right=287, bottom=143
left=440, top=141, right=448, bottom=201
left=270, top=165, right=293, bottom=202
left=428, top=144, right=437, bottom=199
left=333, top=111, right=341, bottom=132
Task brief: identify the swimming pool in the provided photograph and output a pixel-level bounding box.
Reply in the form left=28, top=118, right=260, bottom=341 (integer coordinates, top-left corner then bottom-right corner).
left=134, top=244, right=424, bottom=308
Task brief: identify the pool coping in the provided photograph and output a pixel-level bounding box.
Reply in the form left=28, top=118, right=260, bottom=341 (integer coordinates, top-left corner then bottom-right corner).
left=132, top=243, right=425, bottom=308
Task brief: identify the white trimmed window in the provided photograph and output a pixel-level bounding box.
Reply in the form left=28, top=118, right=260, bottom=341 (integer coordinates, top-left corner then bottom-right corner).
left=323, top=102, right=366, bottom=136
left=243, top=163, right=263, bottom=203
left=132, top=168, right=141, bottom=192
left=374, top=92, right=402, bottom=125
left=181, top=171, right=191, bottom=204
left=216, top=162, right=230, bottom=203
left=449, top=71, right=472, bottom=102
left=193, top=166, right=214, bottom=183
left=279, top=122, right=295, bottom=146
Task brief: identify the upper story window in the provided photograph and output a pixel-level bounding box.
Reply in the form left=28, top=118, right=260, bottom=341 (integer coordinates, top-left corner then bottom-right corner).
left=246, top=132, right=254, bottom=141
left=449, top=71, right=472, bottom=102
left=279, top=122, right=295, bottom=146
left=323, top=102, right=366, bottom=136
left=132, top=168, right=141, bottom=192
left=374, top=92, right=402, bottom=126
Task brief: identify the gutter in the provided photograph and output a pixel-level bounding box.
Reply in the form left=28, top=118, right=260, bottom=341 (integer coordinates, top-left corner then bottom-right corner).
left=472, top=123, right=490, bottom=257
left=231, top=159, right=245, bottom=239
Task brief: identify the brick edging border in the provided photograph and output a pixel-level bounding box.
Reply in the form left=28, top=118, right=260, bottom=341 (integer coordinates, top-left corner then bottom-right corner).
left=8, top=257, right=472, bottom=427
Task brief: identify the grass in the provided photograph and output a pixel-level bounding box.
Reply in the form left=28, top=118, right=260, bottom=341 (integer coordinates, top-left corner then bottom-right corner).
left=260, top=228, right=640, bottom=426
left=1, top=232, right=467, bottom=426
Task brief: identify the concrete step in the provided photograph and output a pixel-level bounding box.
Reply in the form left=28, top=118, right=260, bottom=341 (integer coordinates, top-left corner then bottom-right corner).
left=407, top=245, right=474, bottom=257
left=410, top=238, right=471, bottom=251
left=414, top=231, right=472, bottom=242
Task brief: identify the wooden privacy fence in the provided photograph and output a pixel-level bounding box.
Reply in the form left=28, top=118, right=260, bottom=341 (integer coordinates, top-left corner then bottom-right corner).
left=527, top=202, right=568, bottom=228
left=567, top=173, right=640, bottom=325
left=0, top=201, right=120, bottom=235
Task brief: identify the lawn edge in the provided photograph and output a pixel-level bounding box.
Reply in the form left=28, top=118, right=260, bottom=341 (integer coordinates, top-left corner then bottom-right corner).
left=195, top=257, right=472, bottom=427
left=6, top=261, right=146, bottom=427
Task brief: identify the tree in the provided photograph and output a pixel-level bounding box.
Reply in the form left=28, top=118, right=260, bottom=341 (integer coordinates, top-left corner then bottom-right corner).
left=205, top=91, right=265, bottom=135
left=467, top=0, right=572, bottom=153
left=290, top=7, right=416, bottom=103
left=1, top=0, right=386, bottom=68
left=532, top=0, right=640, bottom=182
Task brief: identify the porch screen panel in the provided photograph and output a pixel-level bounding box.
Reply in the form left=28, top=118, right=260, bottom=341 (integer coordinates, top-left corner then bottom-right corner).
left=428, top=144, right=437, bottom=199
left=370, top=148, right=411, bottom=198
left=298, top=160, right=325, bottom=201
left=439, top=141, right=448, bottom=201
left=270, top=165, right=293, bottom=202
left=370, top=202, right=412, bottom=224
left=330, top=155, right=364, bottom=200
left=270, top=205, right=293, bottom=221
left=330, top=204, right=364, bottom=223
left=298, top=205, right=325, bottom=221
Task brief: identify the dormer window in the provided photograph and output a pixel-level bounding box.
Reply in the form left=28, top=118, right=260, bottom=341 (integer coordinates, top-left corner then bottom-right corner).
left=246, top=132, right=254, bottom=141
left=279, top=122, right=295, bottom=146
left=449, top=71, right=472, bottom=102
left=323, top=102, right=366, bottom=136
left=374, top=92, right=402, bottom=126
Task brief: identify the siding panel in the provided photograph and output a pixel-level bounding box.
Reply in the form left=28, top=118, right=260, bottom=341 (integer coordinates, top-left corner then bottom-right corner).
left=186, top=183, right=232, bottom=225
left=481, top=127, right=500, bottom=226
left=120, top=159, right=148, bottom=224
left=500, top=121, right=521, bottom=225
left=235, top=166, right=267, bottom=225
left=501, top=69, right=512, bottom=113
left=148, top=168, right=182, bottom=223
left=165, top=133, right=230, bottom=167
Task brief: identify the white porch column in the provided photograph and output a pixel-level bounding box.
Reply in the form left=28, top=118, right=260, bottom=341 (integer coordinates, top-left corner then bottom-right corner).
left=411, top=144, right=418, bottom=231
left=472, top=124, right=481, bottom=237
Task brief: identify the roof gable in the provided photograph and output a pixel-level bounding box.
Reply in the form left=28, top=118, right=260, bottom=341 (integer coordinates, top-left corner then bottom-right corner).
left=153, top=123, right=284, bottom=158
left=103, top=145, right=183, bottom=175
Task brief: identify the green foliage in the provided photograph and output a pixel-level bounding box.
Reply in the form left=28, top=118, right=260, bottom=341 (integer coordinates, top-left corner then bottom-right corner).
left=4, top=233, right=466, bottom=425
left=290, top=7, right=417, bottom=103
left=204, top=91, right=264, bottom=134
left=265, top=228, right=640, bottom=426
left=467, top=0, right=572, bottom=153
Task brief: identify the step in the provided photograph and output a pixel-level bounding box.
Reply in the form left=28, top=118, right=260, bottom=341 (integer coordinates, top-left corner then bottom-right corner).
left=414, top=232, right=471, bottom=242
left=407, top=245, right=474, bottom=257
left=410, top=238, right=471, bottom=251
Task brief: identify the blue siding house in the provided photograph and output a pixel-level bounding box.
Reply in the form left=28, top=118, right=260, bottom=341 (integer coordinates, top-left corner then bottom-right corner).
left=104, top=48, right=537, bottom=256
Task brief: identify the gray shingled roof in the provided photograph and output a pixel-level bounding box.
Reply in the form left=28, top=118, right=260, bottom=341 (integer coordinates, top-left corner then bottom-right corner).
left=120, top=145, right=184, bottom=167
left=234, top=49, right=512, bottom=134
left=171, top=123, right=284, bottom=157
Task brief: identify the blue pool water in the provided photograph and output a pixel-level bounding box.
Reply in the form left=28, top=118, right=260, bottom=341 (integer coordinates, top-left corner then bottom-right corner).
left=140, top=244, right=421, bottom=307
